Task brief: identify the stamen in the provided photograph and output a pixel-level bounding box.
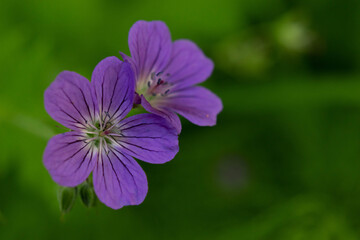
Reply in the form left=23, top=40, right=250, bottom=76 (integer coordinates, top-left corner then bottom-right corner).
left=103, top=138, right=110, bottom=155
left=106, top=120, right=120, bottom=132
left=87, top=121, right=97, bottom=129
left=107, top=133, right=124, bottom=137
left=84, top=131, right=98, bottom=135
left=83, top=136, right=98, bottom=143
left=108, top=138, right=122, bottom=148
left=104, top=135, right=117, bottom=148
left=112, top=127, right=121, bottom=135
left=102, top=111, right=112, bottom=128
left=98, top=138, right=103, bottom=160
left=98, top=112, right=104, bottom=131
left=144, top=71, right=172, bottom=98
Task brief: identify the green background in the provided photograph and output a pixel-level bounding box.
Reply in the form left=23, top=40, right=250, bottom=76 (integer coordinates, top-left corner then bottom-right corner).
left=1, top=0, right=360, bottom=239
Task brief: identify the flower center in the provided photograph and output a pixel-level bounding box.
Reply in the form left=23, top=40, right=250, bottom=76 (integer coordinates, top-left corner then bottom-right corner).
left=137, top=71, right=172, bottom=102
left=83, top=115, right=122, bottom=152
left=99, top=130, right=107, bottom=137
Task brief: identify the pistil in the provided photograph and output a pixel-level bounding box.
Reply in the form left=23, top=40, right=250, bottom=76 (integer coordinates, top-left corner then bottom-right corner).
left=140, top=71, right=172, bottom=100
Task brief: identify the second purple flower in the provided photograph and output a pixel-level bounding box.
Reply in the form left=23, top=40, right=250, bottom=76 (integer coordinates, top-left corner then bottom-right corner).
left=121, top=20, right=223, bottom=133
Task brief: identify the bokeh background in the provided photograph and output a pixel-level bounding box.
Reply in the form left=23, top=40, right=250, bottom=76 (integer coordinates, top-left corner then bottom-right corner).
left=1, top=0, right=360, bottom=239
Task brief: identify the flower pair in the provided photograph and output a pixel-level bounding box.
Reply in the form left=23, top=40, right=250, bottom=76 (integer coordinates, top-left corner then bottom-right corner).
left=43, top=20, right=222, bottom=209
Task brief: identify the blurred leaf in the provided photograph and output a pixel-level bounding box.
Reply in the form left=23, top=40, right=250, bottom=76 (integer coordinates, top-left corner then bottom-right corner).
left=220, top=75, right=360, bottom=113
left=271, top=12, right=316, bottom=55
left=0, top=210, right=5, bottom=224
left=215, top=196, right=358, bottom=240
left=214, top=32, right=271, bottom=78
left=12, top=114, right=55, bottom=140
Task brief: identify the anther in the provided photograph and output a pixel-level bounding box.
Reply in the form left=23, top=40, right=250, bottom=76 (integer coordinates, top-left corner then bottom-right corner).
left=151, top=72, right=156, bottom=80
left=147, top=81, right=151, bottom=88
left=156, top=71, right=163, bottom=76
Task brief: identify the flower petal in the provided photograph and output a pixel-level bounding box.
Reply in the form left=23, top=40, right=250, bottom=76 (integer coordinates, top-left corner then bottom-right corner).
left=128, top=20, right=172, bottom=81
left=91, top=57, right=135, bottom=123
left=43, top=132, right=96, bottom=187
left=157, top=86, right=223, bottom=126
left=164, top=40, right=214, bottom=90
left=119, top=52, right=137, bottom=75
left=114, top=113, right=179, bottom=164
left=93, top=149, right=148, bottom=209
left=44, top=71, right=97, bottom=131
left=140, top=95, right=182, bottom=134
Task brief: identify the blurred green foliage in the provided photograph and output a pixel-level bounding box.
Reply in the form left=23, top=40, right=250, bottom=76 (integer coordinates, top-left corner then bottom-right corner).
left=1, top=0, right=360, bottom=239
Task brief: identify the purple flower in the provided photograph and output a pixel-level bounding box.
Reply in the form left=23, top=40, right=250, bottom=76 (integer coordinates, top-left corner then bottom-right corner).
left=43, top=57, right=179, bottom=209
left=121, top=20, right=223, bottom=133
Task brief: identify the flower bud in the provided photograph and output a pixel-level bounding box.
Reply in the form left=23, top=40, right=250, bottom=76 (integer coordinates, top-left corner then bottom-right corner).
left=79, top=182, right=95, bottom=208
left=57, top=186, right=77, bottom=214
